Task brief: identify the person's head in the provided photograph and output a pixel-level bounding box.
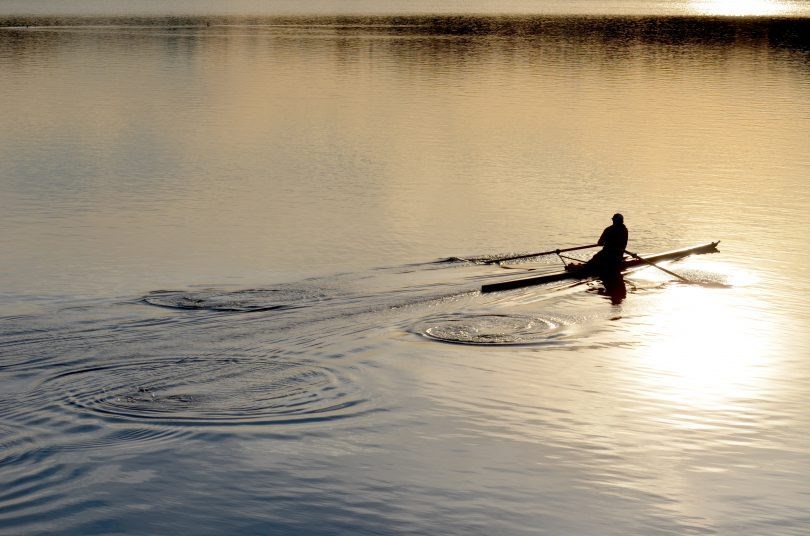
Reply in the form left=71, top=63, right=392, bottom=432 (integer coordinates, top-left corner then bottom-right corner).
left=612, top=213, right=624, bottom=224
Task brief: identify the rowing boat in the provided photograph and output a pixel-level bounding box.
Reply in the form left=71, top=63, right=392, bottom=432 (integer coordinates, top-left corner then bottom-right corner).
left=482, top=241, right=719, bottom=293
left=480, top=241, right=719, bottom=293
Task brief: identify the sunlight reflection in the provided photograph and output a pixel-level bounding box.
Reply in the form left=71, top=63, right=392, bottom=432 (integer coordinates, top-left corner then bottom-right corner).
left=631, top=284, right=773, bottom=412
left=632, top=258, right=759, bottom=287
left=689, top=0, right=796, bottom=16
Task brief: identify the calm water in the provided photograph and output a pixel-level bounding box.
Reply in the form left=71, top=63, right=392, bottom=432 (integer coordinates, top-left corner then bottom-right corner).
left=2, top=11, right=810, bottom=535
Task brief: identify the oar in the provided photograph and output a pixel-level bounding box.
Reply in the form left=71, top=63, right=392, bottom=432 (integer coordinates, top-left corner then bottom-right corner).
left=485, top=244, right=599, bottom=265
left=625, top=250, right=691, bottom=283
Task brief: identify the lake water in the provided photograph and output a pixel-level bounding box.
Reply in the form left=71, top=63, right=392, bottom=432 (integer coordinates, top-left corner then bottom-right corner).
left=1, top=9, right=810, bottom=535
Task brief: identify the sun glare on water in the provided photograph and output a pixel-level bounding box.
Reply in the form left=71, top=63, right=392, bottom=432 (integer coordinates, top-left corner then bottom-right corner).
left=690, top=0, right=796, bottom=16
left=628, top=275, right=773, bottom=412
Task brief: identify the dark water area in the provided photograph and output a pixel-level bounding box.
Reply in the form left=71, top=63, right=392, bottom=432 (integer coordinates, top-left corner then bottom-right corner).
left=2, top=11, right=810, bottom=535
left=2, top=14, right=810, bottom=48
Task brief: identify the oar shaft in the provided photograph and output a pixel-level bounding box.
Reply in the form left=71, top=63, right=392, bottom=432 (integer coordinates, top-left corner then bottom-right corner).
left=487, top=243, right=599, bottom=264
left=625, top=250, right=690, bottom=282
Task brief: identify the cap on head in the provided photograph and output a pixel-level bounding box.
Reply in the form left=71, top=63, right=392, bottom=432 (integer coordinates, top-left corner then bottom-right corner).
left=612, top=213, right=624, bottom=224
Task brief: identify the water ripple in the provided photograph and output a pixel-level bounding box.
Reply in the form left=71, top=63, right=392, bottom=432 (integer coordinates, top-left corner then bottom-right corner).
left=0, top=462, right=106, bottom=534
left=0, top=423, right=38, bottom=467
left=143, top=286, right=336, bottom=312
left=414, top=313, right=574, bottom=346
left=35, top=356, right=374, bottom=426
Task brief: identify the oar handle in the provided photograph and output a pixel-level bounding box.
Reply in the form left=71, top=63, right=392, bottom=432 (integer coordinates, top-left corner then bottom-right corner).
left=486, top=243, right=599, bottom=264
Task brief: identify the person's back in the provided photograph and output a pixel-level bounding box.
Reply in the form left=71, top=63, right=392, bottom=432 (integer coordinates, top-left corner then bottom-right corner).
left=598, top=213, right=628, bottom=261
left=586, top=213, right=628, bottom=274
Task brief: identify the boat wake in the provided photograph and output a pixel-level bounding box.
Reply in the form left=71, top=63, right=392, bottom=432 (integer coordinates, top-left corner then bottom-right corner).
left=439, top=252, right=558, bottom=265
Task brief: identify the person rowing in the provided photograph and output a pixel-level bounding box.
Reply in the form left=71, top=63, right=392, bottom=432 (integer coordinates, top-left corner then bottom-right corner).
left=585, top=213, right=628, bottom=274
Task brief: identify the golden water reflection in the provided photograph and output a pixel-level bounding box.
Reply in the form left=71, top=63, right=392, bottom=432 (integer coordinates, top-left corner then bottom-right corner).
left=689, top=0, right=796, bottom=16
left=630, top=280, right=775, bottom=413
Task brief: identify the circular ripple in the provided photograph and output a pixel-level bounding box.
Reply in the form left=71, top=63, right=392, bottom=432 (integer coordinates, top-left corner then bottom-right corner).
left=39, top=357, right=371, bottom=426
left=415, top=313, right=571, bottom=346
left=144, top=287, right=332, bottom=312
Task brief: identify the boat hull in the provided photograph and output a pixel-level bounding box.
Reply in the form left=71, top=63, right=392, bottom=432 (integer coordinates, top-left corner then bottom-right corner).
left=480, top=241, right=719, bottom=293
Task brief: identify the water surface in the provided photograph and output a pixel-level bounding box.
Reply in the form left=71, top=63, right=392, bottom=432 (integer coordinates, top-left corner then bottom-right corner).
left=1, top=13, right=810, bottom=535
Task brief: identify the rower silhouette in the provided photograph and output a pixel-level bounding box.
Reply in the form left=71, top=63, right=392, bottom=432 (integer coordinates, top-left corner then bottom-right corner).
left=586, top=213, right=628, bottom=275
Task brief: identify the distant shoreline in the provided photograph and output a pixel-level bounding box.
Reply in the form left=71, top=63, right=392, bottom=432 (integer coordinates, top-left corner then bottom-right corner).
left=3, top=14, right=809, bottom=51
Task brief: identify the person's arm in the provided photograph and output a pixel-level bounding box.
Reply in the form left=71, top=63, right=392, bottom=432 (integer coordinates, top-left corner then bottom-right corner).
left=597, top=227, right=608, bottom=246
